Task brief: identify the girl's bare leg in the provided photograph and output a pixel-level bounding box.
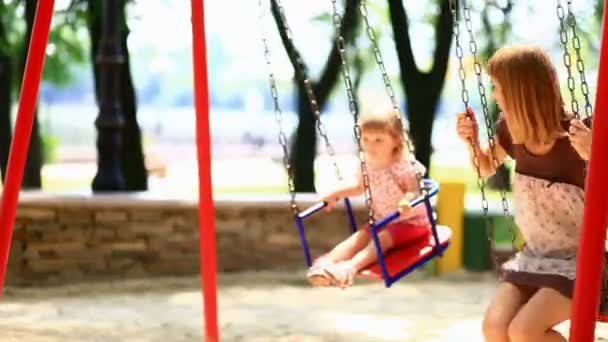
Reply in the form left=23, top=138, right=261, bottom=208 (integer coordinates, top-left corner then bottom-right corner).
left=482, top=282, right=534, bottom=342
left=508, top=288, right=571, bottom=342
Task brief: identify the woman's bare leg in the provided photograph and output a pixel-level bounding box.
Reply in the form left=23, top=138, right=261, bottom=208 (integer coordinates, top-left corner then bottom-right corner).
left=483, top=282, right=535, bottom=342
left=508, top=288, right=571, bottom=342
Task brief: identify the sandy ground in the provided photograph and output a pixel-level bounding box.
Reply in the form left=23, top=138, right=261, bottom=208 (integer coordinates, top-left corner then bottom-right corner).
left=1, top=271, right=607, bottom=342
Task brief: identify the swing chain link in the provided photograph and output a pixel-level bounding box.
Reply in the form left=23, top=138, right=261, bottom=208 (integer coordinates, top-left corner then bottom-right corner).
left=462, top=1, right=515, bottom=251
left=359, top=2, right=399, bottom=112
left=258, top=0, right=299, bottom=215
left=359, top=0, right=428, bottom=200
left=452, top=2, right=469, bottom=108
left=450, top=0, right=495, bottom=261
left=331, top=0, right=376, bottom=226
left=566, top=0, right=593, bottom=118
left=274, top=0, right=343, bottom=181
left=556, top=0, right=580, bottom=119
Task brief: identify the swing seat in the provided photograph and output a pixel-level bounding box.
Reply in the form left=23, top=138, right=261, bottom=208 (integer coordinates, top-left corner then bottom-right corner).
left=297, top=179, right=450, bottom=287
left=360, top=225, right=452, bottom=281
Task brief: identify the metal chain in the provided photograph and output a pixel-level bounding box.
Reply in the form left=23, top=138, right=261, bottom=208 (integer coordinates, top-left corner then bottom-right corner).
left=358, top=0, right=427, bottom=197
left=462, top=1, right=516, bottom=252
left=330, top=0, right=376, bottom=226
left=556, top=0, right=580, bottom=119
left=449, top=0, right=497, bottom=267
left=566, top=0, right=593, bottom=118
left=452, top=2, right=470, bottom=110
left=257, top=0, right=298, bottom=215
left=274, top=0, right=343, bottom=180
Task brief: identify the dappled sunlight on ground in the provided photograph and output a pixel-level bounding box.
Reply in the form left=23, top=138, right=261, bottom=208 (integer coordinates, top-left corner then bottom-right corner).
left=2, top=272, right=608, bottom=341
left=328, top=313, right=415, bottom=341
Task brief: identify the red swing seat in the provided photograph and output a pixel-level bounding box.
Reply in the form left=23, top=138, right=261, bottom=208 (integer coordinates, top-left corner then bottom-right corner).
left=359, top=225, right=452, bottom=281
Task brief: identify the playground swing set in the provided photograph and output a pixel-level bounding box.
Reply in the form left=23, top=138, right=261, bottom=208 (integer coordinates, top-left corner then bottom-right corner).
left=0, top=0, right=606, bottom=341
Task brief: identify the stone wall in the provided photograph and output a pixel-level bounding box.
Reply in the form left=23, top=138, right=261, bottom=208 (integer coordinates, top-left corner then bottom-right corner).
left=7, top=192, right=369, bottom=285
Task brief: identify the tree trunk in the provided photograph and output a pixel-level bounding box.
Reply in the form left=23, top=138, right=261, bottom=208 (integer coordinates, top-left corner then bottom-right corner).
left=20, top=0, right=42, bottom=189
left=291, top=92, right=316, bottom=191
left=407, top=93, right=436, bottom=170
left=271, top=0, right=360, bottom=192
left=388, top=0, right=453, bottom=174
left=118, top=1, right=147, bottom=191
left=0, top=5, right=12, bottom=182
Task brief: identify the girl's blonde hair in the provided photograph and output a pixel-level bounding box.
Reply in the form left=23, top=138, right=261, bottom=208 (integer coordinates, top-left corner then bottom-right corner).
left=359, top=109, right=406, bottom=156
left=486, top=45, right=565, bottom=144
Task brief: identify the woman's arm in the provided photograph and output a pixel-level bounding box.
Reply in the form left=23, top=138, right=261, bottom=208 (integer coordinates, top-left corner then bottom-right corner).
left=467, top=139, right=508, bottom=179
left=457, top=110, right=509, bottom=178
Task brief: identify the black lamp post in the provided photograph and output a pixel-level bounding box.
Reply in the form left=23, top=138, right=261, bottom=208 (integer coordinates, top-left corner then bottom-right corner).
left=92, top=0, right=125, bottom=191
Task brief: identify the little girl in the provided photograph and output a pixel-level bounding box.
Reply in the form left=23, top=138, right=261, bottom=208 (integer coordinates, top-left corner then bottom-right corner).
left=456, top=45, right=595, bottom=342
left=306, top=109, right=431, bottom=288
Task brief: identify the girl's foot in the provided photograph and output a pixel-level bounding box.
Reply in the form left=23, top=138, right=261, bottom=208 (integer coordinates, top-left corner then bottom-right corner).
left=324, top=261, right=356, bottom=288
left=306, top=258, right=333, bottom=287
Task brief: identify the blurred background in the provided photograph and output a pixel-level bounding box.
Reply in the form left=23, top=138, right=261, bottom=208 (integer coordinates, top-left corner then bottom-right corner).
left=0, top=0, right=602, bottom=199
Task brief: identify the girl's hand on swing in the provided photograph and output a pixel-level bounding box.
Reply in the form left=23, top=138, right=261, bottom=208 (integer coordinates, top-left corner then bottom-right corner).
left=321, top=193, right=339, bottom=212
left=456, top=108, right=479, bottom=145
left=569, top=119, right=592, bottom=161
left=398, top=192, right=416, bottom=217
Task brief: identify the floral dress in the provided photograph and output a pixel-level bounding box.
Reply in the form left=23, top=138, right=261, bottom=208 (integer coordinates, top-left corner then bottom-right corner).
left=496, top=116, right=607, bottom=312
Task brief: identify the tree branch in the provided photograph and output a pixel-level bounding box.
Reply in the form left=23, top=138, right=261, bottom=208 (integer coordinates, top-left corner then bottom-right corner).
left=430, top=0, right=454, bottom=85
left=270, top=0, right=360, bottom=107
left=314, top=0, right=360, bottom=102
left=387, top=0, right=418, bottom=77
left=270, top=0, right=303, bottom=84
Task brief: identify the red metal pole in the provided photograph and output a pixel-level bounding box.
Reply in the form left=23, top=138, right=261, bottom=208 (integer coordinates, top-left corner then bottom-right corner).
left=0, top=0, right=55, bottom=299
left=190, top=1, right=219, bottom=341
left=569, top=2, right=608, bottom=340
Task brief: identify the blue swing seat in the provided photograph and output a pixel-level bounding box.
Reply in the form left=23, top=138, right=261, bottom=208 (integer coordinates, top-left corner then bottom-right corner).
left=295, top=178, right=452, bottom=287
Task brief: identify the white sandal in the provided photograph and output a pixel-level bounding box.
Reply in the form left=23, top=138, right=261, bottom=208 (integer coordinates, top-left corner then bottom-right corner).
left=306, top=258, right=333, bottom=287
left=324, top=262, right=356, bottom=288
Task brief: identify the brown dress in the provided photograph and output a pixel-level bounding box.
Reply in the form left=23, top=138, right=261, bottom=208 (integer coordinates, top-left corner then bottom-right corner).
left=495, top=116, right=604, bottom=309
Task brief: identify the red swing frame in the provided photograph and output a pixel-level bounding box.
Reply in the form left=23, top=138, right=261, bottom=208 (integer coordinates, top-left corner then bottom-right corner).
left=0, top=1, right=606, bottom=341
left=569, top=1, right=608, bottom=340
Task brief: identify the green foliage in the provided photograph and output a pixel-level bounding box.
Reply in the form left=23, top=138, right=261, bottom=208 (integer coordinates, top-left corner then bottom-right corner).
left=38, top=108, right=61, bottom=165
left=44, top=1, right=89, bottom=87
left=41, top=131, right=60, bottom=164
left=311, top=13, right=331, bottom=24
left=0, top=0, right=90, bottom=88
left=596, top=0, right=605, bottom=24
left=44, top=21, right=89, bottom=87
left=0, top=0, right=24, bottom=57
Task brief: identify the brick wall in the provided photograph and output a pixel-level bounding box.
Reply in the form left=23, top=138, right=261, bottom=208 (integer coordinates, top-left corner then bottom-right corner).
left=6, top=192, right=368, bottom=285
